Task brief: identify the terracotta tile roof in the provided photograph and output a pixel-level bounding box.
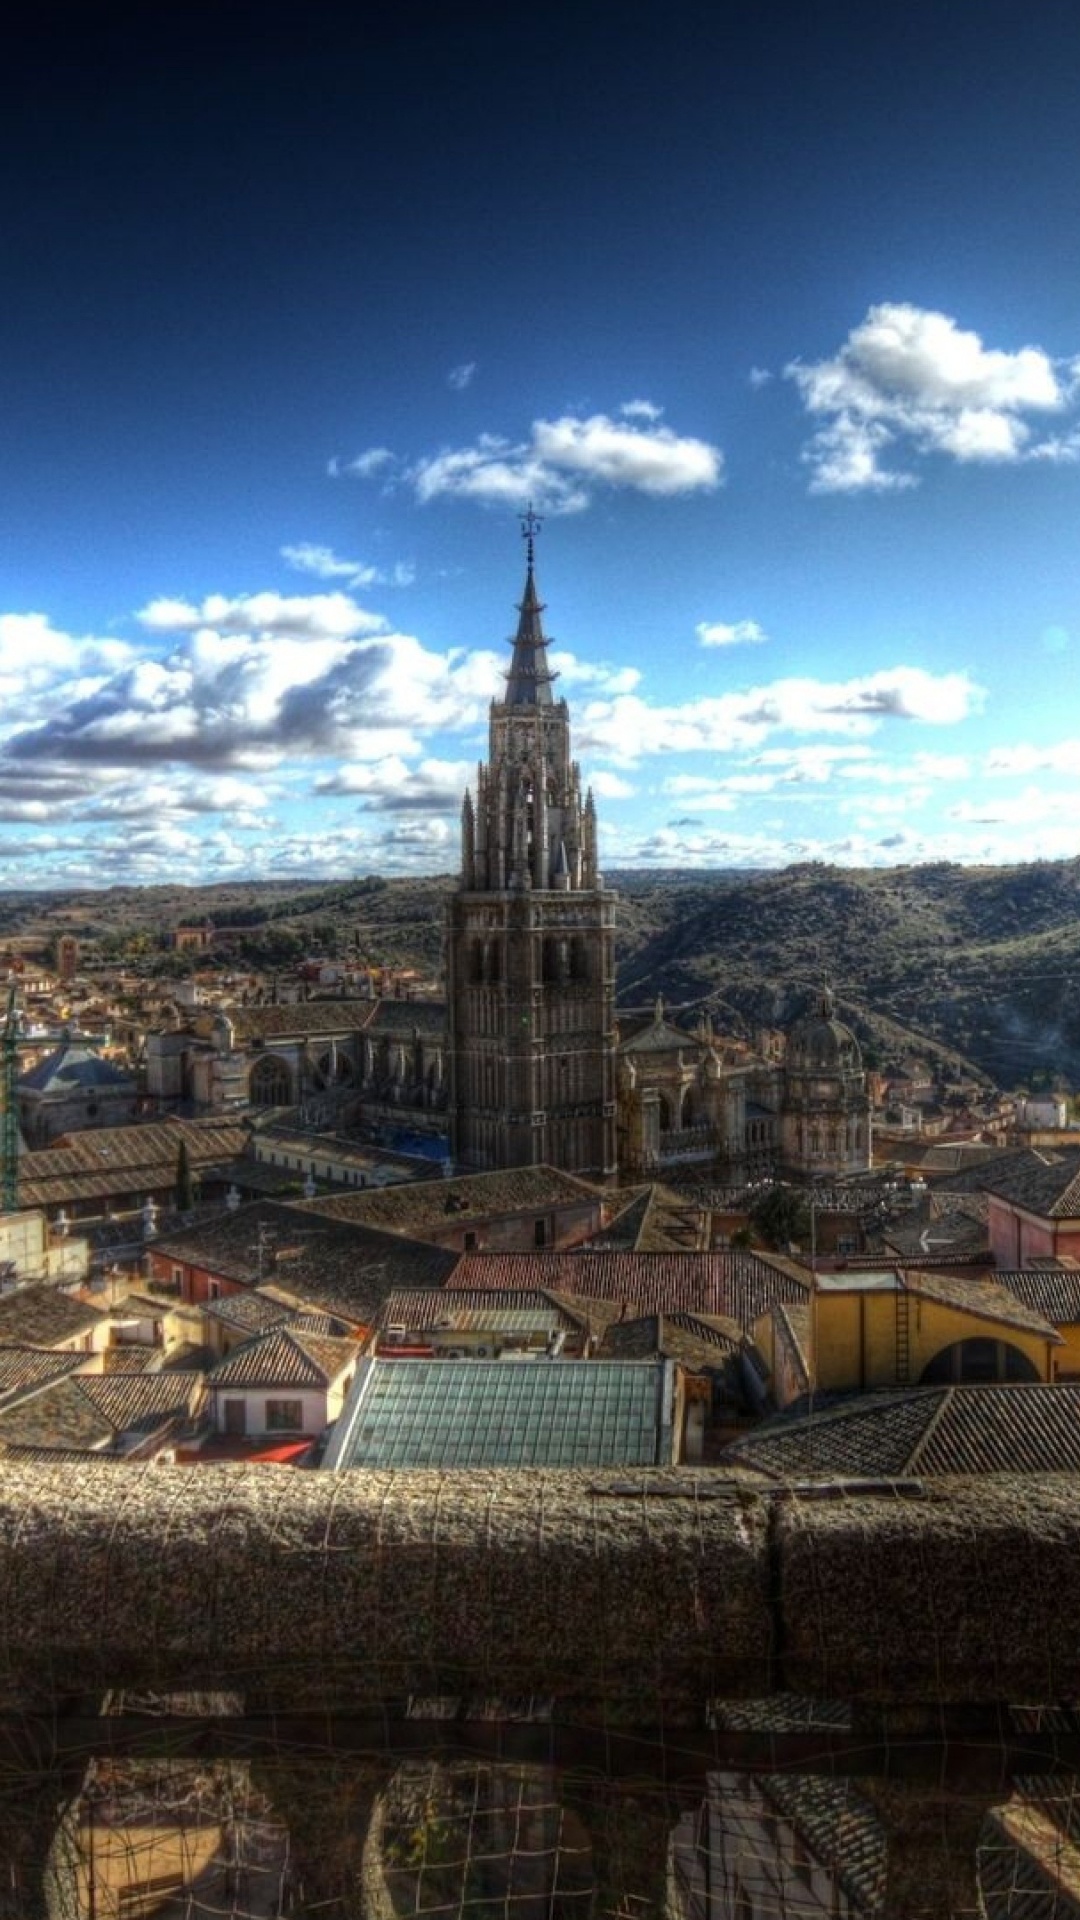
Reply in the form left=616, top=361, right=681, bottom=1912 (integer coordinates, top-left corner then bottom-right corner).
left=598, top=1312, right=741, bottom=1369
left=225, top=1002, right=379, bottom=1042
left=298, top=1164, right=603, bottom=1238
left=207, top=1326, right=357, bottom=1390
left=0, top=1347, right=90, bottom=1402
left=0, top=1377, right=117, bottom=1451
left=0, top=1287, right=107, bottom=1348
left=446, top=1250, right=810, bottom=1330
left=19, top=1117, right=251, bottom=1207
left=151, top=1198, right=458, bottom=1322
left=977, top=1147, right=1080, bottom=1218
left=902, top=1268, right=1061, bottom=1339
left=994, top=1268, right=1080, bottom=1326
left=757, top=1772, right=887, bottom=1913
left=727, top=1383, right=1080, bottom=1480
left=364, top=999, right=446, bottom=1034
left=77, top=1372, right=206, bottom=1433
left=201, top=1292, right=296, bottom=1337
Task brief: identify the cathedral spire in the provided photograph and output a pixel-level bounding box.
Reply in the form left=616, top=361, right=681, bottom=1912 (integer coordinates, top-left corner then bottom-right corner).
left=504, top=504, right=558, bottom=707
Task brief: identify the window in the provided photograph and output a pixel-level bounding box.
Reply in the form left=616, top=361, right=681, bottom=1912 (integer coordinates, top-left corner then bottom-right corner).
left=266, top=1398, right=304, bottom=1432
left=464, top=1230, right=478, bottom=1251
left=223, top=1400, right=246, bottom=1436
left=534, top=1218, right=547, bottom=1248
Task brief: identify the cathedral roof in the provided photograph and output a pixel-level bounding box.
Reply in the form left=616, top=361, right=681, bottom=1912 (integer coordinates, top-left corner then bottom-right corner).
left=785, top=987, right=862, bottom=1074
left=618, top=996, right=699, bottom=1055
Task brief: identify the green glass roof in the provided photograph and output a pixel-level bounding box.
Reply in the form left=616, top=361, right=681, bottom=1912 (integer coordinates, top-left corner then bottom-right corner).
left=332, top=1359, right=665, bottom=1469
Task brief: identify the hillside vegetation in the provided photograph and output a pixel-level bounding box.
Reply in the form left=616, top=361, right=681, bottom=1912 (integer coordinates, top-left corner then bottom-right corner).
left=7, top=858, right=1080, bottom=1089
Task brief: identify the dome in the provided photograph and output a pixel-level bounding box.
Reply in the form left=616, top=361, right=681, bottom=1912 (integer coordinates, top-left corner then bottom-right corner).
left=785, top=987, right=862, bottom=1075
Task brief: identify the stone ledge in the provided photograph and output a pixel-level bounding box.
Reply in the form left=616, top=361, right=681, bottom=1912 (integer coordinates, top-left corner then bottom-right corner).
left=0, top=1466, right=1076, bottom=1710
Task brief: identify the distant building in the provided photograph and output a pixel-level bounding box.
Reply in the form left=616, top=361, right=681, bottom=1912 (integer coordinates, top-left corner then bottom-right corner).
left=17, top=1040, right=138, bottom=1146
left=56, top=935, right=79, bottom=983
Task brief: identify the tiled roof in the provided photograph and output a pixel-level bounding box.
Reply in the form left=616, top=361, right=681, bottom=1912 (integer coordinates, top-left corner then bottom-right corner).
left=726, top=1384, right=1080, bottom=1480
left=446, top=1251, right=810, bottom=1330
left=299, top=1164, right=603, bottom=1237
left=19, top=1043, right=134, bottom=1094
left=579, top=1187, right=653, bottom=1250
left=151, top=1198, right=458, bottom=1322
left=618, top=1015, right=696, bottom=1055
left=19, top=1117, right=251, bottom=1207
left=0, top=1347, right=90, bottom=1402
left=758, top=1772, right=887, bottom=1913
left=881, top=1209, right=989, bottom=1261
left=77, top=1372, right=206, bottom=1432
left=0, top=1286, right=107, bottom=1348
left=977, top=1147, right=1080, bottom=1218
left=208, top=1326, right=357, bottom=1390
left=225, top=1002, right=379, bottom=1042
left=994, top=1268, right=1080, bottom=1325
left=329, top=1358, right=665, bottom=1469
left=903, top=1268, right=1060, bottom=1339
left=0, top=1377, right=116, bottom=1451
left=201, top=1292, right=296, bottom=1336
left=598, top=1313, right=740, bottom=1370
left=379, top=1288, right=577, bottom=1335
left=0, top=1365, right=205, bottom=1453
left=364, top=998, right=446, bottom=1034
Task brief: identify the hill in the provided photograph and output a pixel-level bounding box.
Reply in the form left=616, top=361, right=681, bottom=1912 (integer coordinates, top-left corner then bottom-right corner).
left=7, top=858, right=1080, bottom=1090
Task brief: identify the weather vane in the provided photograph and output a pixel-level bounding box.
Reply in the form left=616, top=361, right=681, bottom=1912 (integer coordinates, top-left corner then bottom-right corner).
left=520, top=501, right=542, bottom=567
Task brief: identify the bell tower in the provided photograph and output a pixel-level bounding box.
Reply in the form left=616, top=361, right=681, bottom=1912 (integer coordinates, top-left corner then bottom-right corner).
left=446, top=512, right=618, bottom=1177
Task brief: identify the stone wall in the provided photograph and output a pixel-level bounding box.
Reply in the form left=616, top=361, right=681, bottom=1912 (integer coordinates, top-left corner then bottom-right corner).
left=0, top=1465, right=1077, bottom=1714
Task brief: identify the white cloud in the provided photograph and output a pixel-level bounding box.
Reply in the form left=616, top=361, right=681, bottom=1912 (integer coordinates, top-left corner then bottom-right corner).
left=749, top=367, right=772, bottom=389
left=280, top=544, right=414, bottom=589
left=588, top=770, right=635, bottom=800
left=3, top=592, right=506, bottom=778
left=352, top=408, right=722, bottom=514
left=577, top=666, right=982, bottom=764
left=787, top=303, right=1079, bottom=492
left=985, top=739, right=1080, bottom=777
left=329, top=448, right=396, bottom=479
left=448, top=362, right=477, bottom=391
left=315, top=755, right=469, bottom=813
left=549, top=650, right=642, bottom=695
left=696, top=619, right=767, bottom=649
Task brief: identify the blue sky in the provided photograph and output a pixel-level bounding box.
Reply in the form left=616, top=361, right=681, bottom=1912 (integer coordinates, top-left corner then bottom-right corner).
left=4, top=0, right=1080, bottom=886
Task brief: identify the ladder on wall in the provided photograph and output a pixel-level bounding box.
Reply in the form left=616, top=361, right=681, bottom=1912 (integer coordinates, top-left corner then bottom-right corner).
left=895, top=1278, right=911, bottom=1385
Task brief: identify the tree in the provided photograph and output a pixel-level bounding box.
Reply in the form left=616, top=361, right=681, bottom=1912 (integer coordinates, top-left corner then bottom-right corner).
left=175, top=1140, right=195, bottom=1213
left=749, top=1183, right=811, bottom=1252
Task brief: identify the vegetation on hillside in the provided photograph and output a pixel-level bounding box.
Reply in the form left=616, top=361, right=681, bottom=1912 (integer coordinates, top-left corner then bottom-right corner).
left=7, top=857, right=1080, bottom=1088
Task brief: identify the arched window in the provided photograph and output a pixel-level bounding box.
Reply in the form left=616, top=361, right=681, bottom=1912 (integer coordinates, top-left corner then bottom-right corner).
left=250, top=1055, right=294, bottom=1106
left=920, top=1339, right=1040, bottom=1385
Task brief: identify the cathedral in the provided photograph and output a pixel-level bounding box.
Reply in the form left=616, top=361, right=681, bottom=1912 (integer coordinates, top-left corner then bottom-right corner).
left=149, top=525, right=871, bottom=1189
left=446, top=524, right=872, bottom=1186
left=446, top=516, right=618, bottom=1178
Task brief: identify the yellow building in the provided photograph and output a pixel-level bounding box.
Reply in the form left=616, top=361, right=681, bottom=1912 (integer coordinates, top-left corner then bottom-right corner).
left=755, top=1267, right=1060, bottom=1408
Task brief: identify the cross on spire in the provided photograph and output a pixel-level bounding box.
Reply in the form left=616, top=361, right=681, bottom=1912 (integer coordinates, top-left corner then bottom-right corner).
left=520, top=502, right=542, bottom=570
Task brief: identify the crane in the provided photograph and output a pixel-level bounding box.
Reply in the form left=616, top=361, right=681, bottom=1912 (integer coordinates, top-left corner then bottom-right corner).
left=0, top=988, right=17, bottom=1213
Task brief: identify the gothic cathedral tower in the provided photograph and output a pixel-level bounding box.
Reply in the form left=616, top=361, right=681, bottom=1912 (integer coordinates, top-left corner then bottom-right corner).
left=447, top=516, right=618, bottom=1178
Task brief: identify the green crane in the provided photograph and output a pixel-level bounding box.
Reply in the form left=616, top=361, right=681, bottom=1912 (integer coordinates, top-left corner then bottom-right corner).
left=0, top=988, right=17, bottom=1213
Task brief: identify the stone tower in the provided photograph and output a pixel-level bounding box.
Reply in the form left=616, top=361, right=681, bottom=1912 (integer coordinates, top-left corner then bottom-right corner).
left=780, top=985, right=872, bottom=1180
left=446, top=518, right=618, bottom=1177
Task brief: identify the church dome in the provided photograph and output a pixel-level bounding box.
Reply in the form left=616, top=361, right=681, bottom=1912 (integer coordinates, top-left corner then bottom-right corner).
left=785, top=987, right=862, bottom=1075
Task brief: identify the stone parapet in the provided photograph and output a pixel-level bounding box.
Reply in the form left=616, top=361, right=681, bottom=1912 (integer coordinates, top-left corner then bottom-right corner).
left=0, top=1466, right=1077, bottom=1713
